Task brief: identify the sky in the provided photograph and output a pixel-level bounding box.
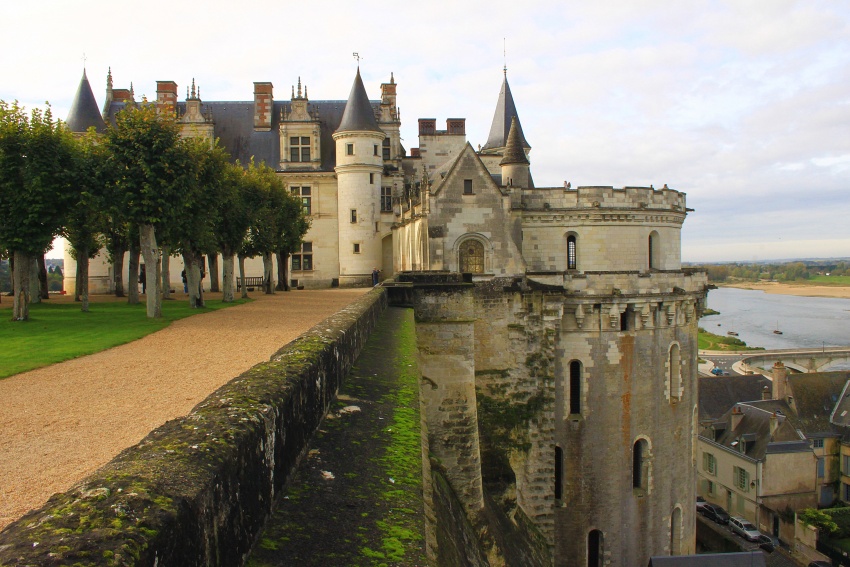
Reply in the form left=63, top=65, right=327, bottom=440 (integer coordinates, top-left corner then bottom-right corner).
left=2, top=0, right=848, bottom=263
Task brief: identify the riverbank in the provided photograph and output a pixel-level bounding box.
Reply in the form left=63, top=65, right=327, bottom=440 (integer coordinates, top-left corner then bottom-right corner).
left=721, top=282, right=850, bottom=299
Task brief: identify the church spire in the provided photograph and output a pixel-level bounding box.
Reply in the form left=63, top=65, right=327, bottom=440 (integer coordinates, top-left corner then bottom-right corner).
left=481, top=72, right=530, bottom=152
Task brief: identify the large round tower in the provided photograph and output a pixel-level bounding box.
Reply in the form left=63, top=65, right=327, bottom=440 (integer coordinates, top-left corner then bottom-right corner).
left=333, top=68, right=386, bottom=286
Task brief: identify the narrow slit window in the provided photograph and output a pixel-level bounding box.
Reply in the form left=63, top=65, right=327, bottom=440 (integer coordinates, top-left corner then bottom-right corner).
left=569, top=360, right=581, bottom=415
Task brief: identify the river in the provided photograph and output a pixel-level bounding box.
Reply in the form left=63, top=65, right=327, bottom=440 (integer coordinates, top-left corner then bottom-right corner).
left=702, top=287, right=850, bottom=369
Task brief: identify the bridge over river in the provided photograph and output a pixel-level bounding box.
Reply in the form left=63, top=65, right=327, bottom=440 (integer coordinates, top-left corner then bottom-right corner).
left=735, top=346, right=850, bottom=374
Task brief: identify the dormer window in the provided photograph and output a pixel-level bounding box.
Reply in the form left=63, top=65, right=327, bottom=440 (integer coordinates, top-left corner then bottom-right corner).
left=290, top=137, right=310, bottom=162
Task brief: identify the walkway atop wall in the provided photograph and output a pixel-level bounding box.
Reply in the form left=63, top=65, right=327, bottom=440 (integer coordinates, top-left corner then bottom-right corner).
left=0, top=289, right=369, bottom=531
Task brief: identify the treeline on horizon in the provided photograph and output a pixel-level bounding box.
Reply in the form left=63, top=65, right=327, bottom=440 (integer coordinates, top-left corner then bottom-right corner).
left=693, top=260, right=850, bottom=283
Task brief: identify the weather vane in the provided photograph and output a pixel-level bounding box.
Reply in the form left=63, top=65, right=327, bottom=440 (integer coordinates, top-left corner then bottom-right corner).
left=503, top=38, right=507, bottom=76
left=353, top=52, right=361, bottom=64
left=82, top=52, right=87, bottom=70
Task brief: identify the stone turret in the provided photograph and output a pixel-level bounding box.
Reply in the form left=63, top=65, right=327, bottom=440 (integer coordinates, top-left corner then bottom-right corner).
left=499, top=115, right=529, bottom=188
left=66, top=69, right=106, bottom=134
left=333, top=68, right=386, bottom=286
left=480, top=70, right=530, bottom=154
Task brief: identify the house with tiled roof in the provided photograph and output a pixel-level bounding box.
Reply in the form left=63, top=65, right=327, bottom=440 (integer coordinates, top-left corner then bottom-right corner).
left=698, top=362, right=850, bottom=542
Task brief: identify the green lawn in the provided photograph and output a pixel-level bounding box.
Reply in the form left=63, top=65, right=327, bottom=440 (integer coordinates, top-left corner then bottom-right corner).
left=698, top=328, right=763, bottom=351
left=0, top=298, right=248, bottom=379
left=807, top=275, right=850, bottom=286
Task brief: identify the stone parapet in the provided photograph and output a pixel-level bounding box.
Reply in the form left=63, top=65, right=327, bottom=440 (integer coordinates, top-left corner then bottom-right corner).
left=522, top=185, right=688, bottom=212
left=0, top=289, right=387, bottom=566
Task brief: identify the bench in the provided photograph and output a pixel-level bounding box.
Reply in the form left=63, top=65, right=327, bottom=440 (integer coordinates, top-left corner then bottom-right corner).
left=236, top=276, right=266, bottom=291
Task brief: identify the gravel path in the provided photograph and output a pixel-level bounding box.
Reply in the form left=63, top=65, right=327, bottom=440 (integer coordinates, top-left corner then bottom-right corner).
left=0, top=289, right=368, bottom=531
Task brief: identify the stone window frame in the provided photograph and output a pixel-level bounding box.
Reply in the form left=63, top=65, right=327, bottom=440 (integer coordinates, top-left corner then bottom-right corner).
left=566, top=232, right=578, bottom=271
left=666, top=342, right=682, bottom=402
left=670, top=506, right=683, bottom=555
left=587, top=529, right=604, bottom=567
left=346, top=143, right=354, bottom=156
left=290, top=185, right=312, bottom=216
left=568, top=359, right=583, bottom=417
left=703, top=452, right=717, bottom=476
left=463, top=179, right=473, bottom=195
left=291, top=241, right=313, bottom=271
left=648, top=230, right=661, bottom=270
left=733, top=465, right=750, bottom=492
left=633, top=436, right=653, bottom=495
left=289, top=136, right=311, bottom=163
left=453, top=233, right=492, bottom=275
left=380, top=186, right=393, bottom=212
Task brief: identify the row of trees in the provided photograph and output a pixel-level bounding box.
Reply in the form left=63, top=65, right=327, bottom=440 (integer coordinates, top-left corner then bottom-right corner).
left=0, top=100, right=308, bottom=320
left=700, top=261, right=850, bottom=283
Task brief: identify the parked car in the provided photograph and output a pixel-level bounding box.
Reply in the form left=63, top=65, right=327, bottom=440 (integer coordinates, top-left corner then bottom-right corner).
left=700, top=503, right=730, bottom=525
left=730, top=516, right=762, bottom=541
left=807, top=562, right=832, bottom=567
left=757, top=534, right=778, bottom=553
left=710, top=367, right=724, bottom=376
left=696, top=496, right=708, bottom=512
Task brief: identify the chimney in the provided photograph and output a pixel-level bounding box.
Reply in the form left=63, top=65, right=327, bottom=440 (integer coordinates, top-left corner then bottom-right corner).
left=446, top=118, right=466, bottom=136
left=253, top=82, right=273, bottom=131
left=156, top=81, right=178, bottom=115
left=769, top=411, right=779, bottom=435
left=381, top=73, right=397, bottom=107
left=730, top=406, right=744, bottom=430
left=771, top=361, right=788, bottom=401
left=762, top=385, right=771, bottom=400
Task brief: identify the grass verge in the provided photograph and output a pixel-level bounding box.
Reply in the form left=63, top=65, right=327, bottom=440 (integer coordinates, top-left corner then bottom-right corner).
left=0, top=298, right=249, bottom=379
left=698, top=327, right=763, bottom=351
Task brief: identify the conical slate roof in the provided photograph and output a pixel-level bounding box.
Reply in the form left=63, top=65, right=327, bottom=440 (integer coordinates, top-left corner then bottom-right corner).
left=335, top=68, right=381, bottom=134
left=499, top=116, right=529, bottom=166
left=66, top=69, right=106, bottom=133
left=482, top=74, right=529, bottom=151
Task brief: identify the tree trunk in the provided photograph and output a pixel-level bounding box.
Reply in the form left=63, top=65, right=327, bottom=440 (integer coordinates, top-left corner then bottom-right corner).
left=238, top=255, right=248, bottom=299
left=181, top=249, right=204, bottom=308
left=128, top=245, right=140, bottom=305
left=75, top=255, right=83, bottom=301
left=283, top=251, right=291, bottom=291
left=12, top=250, right=32, bottom=321
left=263, top=253, right=274, bottom=294
left=161, top=246, right=171, bottom=300
left=209, top=255, right=220, bottom=293
left=222, top=252, right=235, bottom=302
left=113, top=249, right=126, bottom=297
left=79, top=245, right=90, bottom=313
left=30, top=258, right=41, bottom=304
left=139, top=224, right=162, bottom=318
left=37, top=255, right=49, bottom=300
left=276, top=251, right=286, bottom=291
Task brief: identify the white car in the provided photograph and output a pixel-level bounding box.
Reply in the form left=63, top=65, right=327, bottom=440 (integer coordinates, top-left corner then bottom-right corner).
left=729, top=516, right=761, bottom=541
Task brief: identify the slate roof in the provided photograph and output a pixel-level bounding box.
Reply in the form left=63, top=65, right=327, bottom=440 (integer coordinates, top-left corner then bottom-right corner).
left=499, top=116, right=529, bottom=166
left=481, top=74, right=530, bottom=151
left=66, top=70, right=107, bottom=133
left=698, top=374, right=771, bottom=423
left=105, top=97, right=381, bottom=171
left=335, top=68, right=382, bottom=134
left=710, top=402, right=808, bottom=460
left=787, top=371, right=849, bottom=435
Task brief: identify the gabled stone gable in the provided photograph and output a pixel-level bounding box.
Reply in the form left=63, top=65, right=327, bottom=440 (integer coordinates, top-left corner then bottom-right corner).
left=427, top=143, right=525, bottom=276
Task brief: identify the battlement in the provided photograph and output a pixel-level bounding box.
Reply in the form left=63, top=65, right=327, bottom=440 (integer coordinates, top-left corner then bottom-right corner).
left=523, top=185, right=687, bottom=212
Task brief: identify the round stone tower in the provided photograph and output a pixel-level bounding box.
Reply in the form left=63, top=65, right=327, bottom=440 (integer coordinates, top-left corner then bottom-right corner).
left=333, top=68, right=386, bottom=286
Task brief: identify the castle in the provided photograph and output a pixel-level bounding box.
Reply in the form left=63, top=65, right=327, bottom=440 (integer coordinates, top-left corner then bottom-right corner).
left=65, top=66, right=709, bottom=565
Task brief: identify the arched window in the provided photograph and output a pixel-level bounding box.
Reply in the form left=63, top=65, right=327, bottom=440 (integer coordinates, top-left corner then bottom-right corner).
left=569, top=360, right=582, bottom=415
left=649, top=231, right=660, bottom=270
left=588, top=529, right=603, bottom=567
left=459, top=239, right=484, bottom=273
left=671, top=507, right=682, bottom=555
left=668, top=343, right=681, bottom=402
left=567, top=234, right=577, bottom=270
left=633, top=438, right=650, bottom=492
left=555, top=446, right=563, bottom=500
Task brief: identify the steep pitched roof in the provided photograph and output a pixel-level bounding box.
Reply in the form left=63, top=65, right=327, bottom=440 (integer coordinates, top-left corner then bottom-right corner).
left=481, top=74, right=529, bottom=151
left=698, top=374, right=771, bottom=423
left=499, top=116, right=529, bottom=166
left=431, top=143, right=507, bottom=197
left=66, top=69, right=106, bottom=133
left=335, top=68, right=381, bottom=134
left=712, top=402, right=808, bottom=460
left=787, top=371, right=849, bottom=434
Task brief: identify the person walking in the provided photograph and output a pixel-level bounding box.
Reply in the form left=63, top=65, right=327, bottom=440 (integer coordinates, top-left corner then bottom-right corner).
left=139, top=264, right=147, bottom=294
left=371, top=267, right=380, bottom=287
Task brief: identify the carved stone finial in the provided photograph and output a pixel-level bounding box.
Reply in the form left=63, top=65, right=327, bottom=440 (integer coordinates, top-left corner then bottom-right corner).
left=304, top=85, right=308, bottom=99
left=190, top=78, right=196, bottom=99
left=106, top=67, right=113, bottom=90
left=291, top=85, right=295, bottom=99
left=297, top=76, right=302, bottom=98
left=390, top=72, right=395, bottom=84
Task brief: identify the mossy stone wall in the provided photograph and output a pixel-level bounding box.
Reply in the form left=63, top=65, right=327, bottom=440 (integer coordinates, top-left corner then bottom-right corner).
left=0, top=289, right=387, bottom=567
